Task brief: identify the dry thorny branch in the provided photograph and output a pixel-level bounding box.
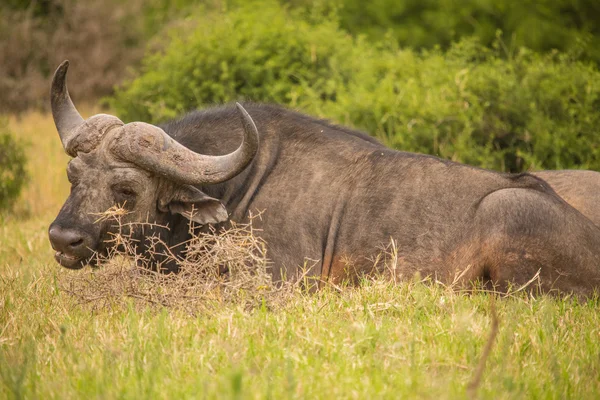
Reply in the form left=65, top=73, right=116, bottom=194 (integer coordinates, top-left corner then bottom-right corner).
left=59, top=206, right=302, bottom=315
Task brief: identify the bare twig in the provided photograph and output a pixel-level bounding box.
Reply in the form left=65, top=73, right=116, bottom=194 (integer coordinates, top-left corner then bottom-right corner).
left=467, top=299, right=500, bottom=399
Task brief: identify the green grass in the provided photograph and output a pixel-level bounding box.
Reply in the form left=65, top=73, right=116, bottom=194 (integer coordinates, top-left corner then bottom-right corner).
left=1, top=112, right=600, bottom=399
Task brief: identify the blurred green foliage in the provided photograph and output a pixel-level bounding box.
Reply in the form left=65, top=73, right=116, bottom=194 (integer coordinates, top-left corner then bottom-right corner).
left=126, top=0, right=600, bottom=64
left=0, top=120, right=28, bottom=211
left=110, top=3, right=356, bottom=121
left=1, top=0, right=60, bottom=15
left=298, top=0, right=600, bottom=65
left=110, top=2, right=600, bottom=172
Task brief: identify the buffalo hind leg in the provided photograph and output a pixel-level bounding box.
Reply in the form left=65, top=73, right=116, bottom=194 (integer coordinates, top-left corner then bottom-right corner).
left=469, top=188, right=600, bottom=297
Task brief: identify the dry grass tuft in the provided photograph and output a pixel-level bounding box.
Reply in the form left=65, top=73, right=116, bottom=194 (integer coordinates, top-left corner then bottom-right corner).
left=60, top=207, right=300, bottom=315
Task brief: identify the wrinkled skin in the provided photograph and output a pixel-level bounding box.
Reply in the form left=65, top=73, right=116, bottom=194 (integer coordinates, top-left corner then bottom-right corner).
left=50, top=141, right=231, bottom=270
left=48, top=63, right=600, bottom=297
left=51, top=148, right=167, bottom=269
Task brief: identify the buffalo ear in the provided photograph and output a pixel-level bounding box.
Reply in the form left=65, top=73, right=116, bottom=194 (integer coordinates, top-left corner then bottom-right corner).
left=159, top=185, right=229, bottom=225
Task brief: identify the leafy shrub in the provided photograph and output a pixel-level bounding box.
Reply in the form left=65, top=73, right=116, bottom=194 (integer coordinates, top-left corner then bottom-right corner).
left=110, top=2, right=369, bottom=122
left=0, top=120, right=27, bottom=211
left=111, top=2, right=600, bottom=172
left=320, top=40, right=600, bottom=171
left=4, top=0, right=600, bottom=112
left=291, top=0, right=600, bottom=65
left=139, top=0, right=600, bottom=64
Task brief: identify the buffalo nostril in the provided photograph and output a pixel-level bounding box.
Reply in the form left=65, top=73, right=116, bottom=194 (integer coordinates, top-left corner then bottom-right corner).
left=49, top=226, right=87, bottom=254
left=69, top=238, right=84, bottom=249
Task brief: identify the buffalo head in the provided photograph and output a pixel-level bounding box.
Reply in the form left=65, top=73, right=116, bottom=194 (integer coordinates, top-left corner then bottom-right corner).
left=48, top=61, right=259, bottom=270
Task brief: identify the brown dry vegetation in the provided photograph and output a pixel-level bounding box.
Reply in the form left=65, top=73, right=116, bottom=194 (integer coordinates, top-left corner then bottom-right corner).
left=61, top=209, right=302, bottom=315
left=0, top=0, right=145, bottom=113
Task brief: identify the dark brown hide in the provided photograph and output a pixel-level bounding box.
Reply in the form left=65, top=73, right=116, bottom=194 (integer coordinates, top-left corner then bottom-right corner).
left=156, top=106, right=600, bottom=296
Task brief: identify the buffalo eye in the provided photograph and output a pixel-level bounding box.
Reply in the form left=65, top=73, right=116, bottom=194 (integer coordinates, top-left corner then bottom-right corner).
left=112, top=185, right=137, bottom=202
left=119, top=188, right=135, bottom=197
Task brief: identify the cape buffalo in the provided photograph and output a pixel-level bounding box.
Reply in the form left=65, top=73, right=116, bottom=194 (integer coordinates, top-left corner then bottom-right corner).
left=48, top=61, right=600, bottom=297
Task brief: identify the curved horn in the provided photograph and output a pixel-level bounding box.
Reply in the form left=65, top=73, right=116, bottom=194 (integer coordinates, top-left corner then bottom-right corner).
left=51, top=60, right=85, bottom=151
left=112, top=103, right=260, bottom=185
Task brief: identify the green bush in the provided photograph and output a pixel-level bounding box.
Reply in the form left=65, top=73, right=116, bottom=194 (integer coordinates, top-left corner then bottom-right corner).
left=0, top=120, right=27, bottom=211
left=141, top=0, right=600, bottom=64
left=3, top=0, right=600, bottom=112
left=321, top=40, right=600, bottom=171
left=111, top=2, right=600, bottom=172
left=110, top=2, right=368, bottom=123
left=291, top=0, right=600, bottom=65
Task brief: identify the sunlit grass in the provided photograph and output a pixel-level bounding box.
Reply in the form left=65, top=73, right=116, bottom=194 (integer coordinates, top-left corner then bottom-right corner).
left=1, top=112, right=599, bottom=399
left=6, top=110, right=70, bottom=218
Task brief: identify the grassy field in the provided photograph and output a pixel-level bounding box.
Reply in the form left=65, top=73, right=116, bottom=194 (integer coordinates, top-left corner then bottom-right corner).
left=1, top=112, right=600, bottom=399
